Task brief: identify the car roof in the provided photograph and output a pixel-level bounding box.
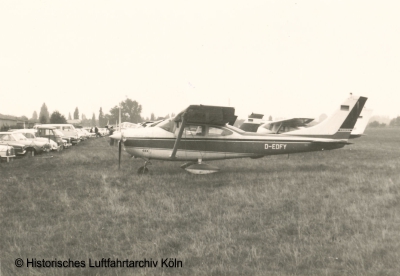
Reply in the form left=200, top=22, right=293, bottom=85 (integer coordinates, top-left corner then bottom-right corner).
left=36, top=126, right=56, bottom=129
left=11, top=129, right=36, bottom=132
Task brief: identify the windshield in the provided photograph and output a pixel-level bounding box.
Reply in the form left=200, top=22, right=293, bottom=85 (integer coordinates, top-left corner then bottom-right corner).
left=225, top=124, right=245, bottom=134
left=157, top=118, right=174, bottom=133
left=13, top=133, right=28, bottom=141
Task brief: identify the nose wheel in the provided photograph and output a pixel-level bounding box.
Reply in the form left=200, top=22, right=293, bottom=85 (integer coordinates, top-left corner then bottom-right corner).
left=137, top=160, right=151, bottom=174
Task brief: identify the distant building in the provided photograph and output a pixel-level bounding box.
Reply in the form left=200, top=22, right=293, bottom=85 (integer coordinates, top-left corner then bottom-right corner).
left=0, top=114, right=35, bottom=130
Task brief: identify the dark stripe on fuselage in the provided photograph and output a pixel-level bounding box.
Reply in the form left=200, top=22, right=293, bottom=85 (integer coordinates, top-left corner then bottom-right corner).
left=124, top=137, right=345, bottom=155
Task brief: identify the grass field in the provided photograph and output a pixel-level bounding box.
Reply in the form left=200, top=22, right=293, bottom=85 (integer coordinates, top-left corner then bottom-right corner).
left=1, top=128, right=400, bottom=275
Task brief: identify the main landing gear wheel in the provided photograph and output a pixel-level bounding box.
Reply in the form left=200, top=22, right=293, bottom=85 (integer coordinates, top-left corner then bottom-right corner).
left=137, top=166, right=149, bottom=174
left=137, top=160, right=151, bottom=175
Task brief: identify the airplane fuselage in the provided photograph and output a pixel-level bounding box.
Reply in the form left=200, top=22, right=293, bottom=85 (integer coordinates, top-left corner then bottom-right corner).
left=122, top=126, right=346, bottom=161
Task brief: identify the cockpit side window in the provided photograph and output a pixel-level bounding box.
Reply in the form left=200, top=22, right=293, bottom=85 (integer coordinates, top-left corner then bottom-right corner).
left=184, top=125, right=205, bottom=136
left=207, top=127, right=233, bottom=137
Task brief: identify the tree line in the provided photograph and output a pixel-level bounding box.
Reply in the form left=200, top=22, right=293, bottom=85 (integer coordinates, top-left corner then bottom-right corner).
left=368, top=116, right=400, bottom=128
left=29, top=98, right=163, bottom=127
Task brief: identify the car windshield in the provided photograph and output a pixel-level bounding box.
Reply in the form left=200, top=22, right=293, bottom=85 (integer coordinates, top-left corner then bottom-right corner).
left=54, top=130, right=64, bottom=136
left=13, top=133, right=28, bottom=141
left=0, top=134, right=12, bottom=141
left=23, top=133, right=36, bottom=139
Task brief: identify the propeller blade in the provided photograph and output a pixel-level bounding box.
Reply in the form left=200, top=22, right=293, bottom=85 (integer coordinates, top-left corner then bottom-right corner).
left=118, top=105, right=122, bottom=169
left=118, top=139, right=122, bottom=169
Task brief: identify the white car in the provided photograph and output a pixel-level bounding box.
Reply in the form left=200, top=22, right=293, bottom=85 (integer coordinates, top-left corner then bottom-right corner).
left=0, top=144, right=15, bottom=162
left=98, top=128, right=109, bottom=136
left=13, top=129, right=58, bottom=151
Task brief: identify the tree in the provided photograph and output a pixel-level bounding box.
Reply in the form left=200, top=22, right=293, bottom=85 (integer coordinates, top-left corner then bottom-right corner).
left=268, top=115, right=272, bottom=121
left=99, top=107, right=105, bottom=127
left=368, top=121, right=386, bottom=128
left=109, top=98, right=143, bottom=123
left=40, top=115, right=47, bottom=124
left=31, top=111, right=38, bottom=122
left=389, top=116, right=400, bottom=127
left=74, top=107, right=79, bottom=120
left=50, top=111, right=67, bottom=124
left=39, top=103, right=50, bottom=123
left=68, top=112, right=72, bottom=120
left=82, top=114, right=87, bottom=120
left=91, top=113, right=96, bottom=127
left=150, top=113, right=155, bottom=121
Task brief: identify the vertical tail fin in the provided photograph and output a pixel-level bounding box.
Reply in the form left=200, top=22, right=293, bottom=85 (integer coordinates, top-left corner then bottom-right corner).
left=287, top=95, right=368, bottom=139
left=350, top=108, right=373, bottom=138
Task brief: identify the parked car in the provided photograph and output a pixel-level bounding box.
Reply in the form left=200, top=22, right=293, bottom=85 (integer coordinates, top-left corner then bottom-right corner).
left=12, top=129, right=58, bottom=151
left=76, top=128, right=88, bottom=140
left=0, top=144, right=15, bottom=162
left=79, top=128, right=92, bottom=138
left=35, top=124, right=80, bottom=145
left=53, top=130, right=72, bottom=149
left=83, top=127, right=96, bottom=138
left=0, top=132, right=28, bottom=156
left=0, top=132, right=50, bottom=156
left=35, top=126, right=65, bottom=151
left=98, top=128, right=109, bottom=136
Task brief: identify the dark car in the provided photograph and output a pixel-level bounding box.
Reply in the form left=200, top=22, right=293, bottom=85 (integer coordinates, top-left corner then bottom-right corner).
left=35, top=126, right=65, bottom=151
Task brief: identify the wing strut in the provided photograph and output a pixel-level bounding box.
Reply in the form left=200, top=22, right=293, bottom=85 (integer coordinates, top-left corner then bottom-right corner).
left=170, top=112, right=186, bottom=159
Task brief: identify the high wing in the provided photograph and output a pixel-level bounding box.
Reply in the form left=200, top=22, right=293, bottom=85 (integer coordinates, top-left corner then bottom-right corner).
left=258, top=118, right=315, bottom=134
left=174, top=105, right=237, bottom=126
left=240, top=116, right=314, bottom=133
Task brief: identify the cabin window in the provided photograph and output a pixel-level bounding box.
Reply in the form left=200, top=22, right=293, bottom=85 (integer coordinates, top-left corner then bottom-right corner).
left=207, top=127, right=232, bottom=137
left=341, top=105, right=349, bottom=111
left=184, top=125, right=205, bottom=136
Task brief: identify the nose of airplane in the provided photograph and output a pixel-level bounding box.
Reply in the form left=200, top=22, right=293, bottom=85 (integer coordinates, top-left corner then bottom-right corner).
left=110, top=132, right=122, bottom=140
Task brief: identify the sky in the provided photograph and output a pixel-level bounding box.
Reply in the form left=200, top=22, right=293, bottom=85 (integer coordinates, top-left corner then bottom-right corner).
left=1, top=0, right=400, bottom=121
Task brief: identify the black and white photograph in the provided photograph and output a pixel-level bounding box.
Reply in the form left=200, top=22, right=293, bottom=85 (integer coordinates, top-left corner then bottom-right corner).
left=1, top=1, right=399, bottom=275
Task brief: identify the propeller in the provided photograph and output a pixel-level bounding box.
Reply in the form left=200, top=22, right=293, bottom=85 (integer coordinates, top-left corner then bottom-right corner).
left=118, top=106, right=122, bottom=169
left=118, top=132, right=123, bottom=169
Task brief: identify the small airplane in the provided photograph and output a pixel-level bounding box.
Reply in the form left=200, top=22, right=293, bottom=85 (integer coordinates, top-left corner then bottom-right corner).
left=240, top=107, right=372, bottom=139
left=110, top=95, right=367, bottom=174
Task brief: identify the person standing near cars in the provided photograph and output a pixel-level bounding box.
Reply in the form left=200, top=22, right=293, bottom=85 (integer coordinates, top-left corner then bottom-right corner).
left=95, top=126, right=99, bottom=137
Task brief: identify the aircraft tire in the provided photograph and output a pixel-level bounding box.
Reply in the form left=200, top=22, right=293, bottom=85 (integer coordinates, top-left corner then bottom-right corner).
left=137, top=166, right=149, bottom=175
